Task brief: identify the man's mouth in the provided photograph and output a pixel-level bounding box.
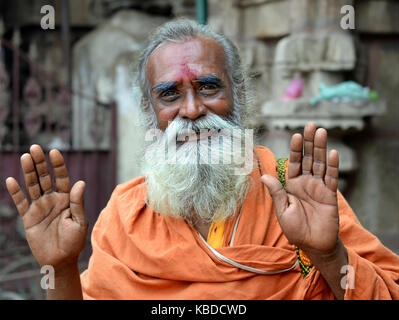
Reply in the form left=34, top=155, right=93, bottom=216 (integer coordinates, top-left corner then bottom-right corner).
left=177, top=129, right=214, bottom=142
left=184, top=131, right=212, bottom=142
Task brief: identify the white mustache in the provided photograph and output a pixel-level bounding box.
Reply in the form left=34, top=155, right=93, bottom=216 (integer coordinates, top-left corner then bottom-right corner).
left=164, top=113, right=242, bottom=145
left=143, top=112, right=254, bottom=175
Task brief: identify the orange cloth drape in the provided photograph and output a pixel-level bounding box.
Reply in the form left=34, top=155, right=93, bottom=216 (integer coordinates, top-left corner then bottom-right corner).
left=80, top=146, right=399, bottom=299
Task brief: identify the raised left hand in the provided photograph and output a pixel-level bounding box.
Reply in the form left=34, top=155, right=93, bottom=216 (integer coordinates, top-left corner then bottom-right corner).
left=261, top=122, right=340, bottom=257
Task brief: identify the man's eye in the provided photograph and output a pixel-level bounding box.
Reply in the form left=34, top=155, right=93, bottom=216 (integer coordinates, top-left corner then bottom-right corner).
left=161, top=90, right=177, bottom=97
left=161, top=90, right=179, bottom=101
left=199, top=84, right=218, bottom=94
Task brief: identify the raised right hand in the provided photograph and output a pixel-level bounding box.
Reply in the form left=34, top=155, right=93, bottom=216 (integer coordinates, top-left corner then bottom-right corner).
left=5, top=144, right=88, bottom=270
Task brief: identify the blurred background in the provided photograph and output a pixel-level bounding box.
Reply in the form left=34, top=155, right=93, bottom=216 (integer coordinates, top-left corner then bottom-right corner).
left=0, top=0, right=397, bottom=299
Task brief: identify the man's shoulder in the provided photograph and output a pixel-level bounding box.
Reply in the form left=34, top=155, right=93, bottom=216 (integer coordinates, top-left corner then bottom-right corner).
left=254, top=145, right=276, bottom=159
left=111, top=175, right=147, bottom=206
left=114, top=175, right=146, bottom=193
left=253, top=145, right=288, bottom=177
left=97, top=175, right=148, bottom=225
left=254, top=144, right=279, bottom=165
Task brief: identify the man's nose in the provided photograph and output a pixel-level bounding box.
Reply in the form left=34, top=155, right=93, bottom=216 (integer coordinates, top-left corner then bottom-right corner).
left=179, top=90, right=206, bottom=120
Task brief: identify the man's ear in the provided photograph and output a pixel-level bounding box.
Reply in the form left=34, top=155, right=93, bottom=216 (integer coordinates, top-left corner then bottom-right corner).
left=141, top=96, right=151, bottom=113
left=141, top=96, right=160, bottom=129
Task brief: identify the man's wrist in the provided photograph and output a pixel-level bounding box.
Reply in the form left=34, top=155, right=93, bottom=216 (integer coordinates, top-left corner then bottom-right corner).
left=305, top=237, right=348, bottom=268
left=53, top=260, right=80, bottom=280
left=46, top=260, right=83, bottom=300
left=304, top=238, right=349, bottom=300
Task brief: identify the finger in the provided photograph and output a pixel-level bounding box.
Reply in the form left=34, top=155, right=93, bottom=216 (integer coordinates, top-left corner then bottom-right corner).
left=70, top=180, right=87, bottom=226
left=312, top=128, right=327, bottom=178
left=29, top=145, right=53, bottom=194
left=288, top=133, right=302, bottom=179
left=49, top=149, right=70, bottom=193
left=261, top=174, right=289, bottom=218
left=20, top=153, right=41, bottom=201
left=302, top=122, right=316, bottom=175
left=325, top=149, right=339, bottom=192
left=5, top=177, right=30, bottom=216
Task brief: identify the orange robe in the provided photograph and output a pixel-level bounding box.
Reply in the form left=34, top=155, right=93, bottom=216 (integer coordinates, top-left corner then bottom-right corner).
left=80, top=146, right=399, bottom=299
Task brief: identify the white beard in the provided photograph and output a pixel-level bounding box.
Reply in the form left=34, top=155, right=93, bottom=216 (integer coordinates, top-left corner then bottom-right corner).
left=142, top=113, right=253, bottom=223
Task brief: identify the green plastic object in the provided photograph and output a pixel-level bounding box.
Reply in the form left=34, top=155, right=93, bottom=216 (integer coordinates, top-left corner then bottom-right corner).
left=309, top=81, right=378, bottom=105
left=196, top=0, right=208, bottom=25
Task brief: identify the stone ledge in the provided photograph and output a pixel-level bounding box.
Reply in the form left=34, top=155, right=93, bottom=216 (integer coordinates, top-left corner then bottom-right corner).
left=261, top=98, right=387, bottom=130
left=234, top=0, right=285, bottom=8
left=241, top=0, right=291, bottom=39
left=356, top=0, right=399, bottom=34
left=262, top=98, right=386, bottom=117
left=274, top=33, right=356, bottom=71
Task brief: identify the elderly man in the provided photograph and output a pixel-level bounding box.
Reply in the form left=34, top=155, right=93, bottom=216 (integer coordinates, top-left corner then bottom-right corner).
left=5, top=19, right=399, bottom=300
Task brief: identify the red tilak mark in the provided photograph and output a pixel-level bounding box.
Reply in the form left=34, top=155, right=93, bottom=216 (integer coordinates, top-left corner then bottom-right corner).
left=179, top=64, right=197, bottom=80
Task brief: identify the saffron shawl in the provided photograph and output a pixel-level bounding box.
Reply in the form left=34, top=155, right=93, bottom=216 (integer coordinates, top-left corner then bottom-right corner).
left=81, top=146, right=399, bottom=299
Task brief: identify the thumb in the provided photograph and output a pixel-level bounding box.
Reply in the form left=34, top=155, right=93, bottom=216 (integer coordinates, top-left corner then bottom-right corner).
left=261, top=174, right=289, bottom=218
left=70, top=180, right=86, bottom=226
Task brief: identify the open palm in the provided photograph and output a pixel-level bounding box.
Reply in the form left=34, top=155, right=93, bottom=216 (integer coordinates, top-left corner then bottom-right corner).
left=262, top=123, right=340, bottom=256
left=6, top=145, right=88, bottom=269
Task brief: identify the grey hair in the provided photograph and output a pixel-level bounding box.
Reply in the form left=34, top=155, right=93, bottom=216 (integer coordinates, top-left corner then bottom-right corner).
left=138, top=18, right=251, bottom=129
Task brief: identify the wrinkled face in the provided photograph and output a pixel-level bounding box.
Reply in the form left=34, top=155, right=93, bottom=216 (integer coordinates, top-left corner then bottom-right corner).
left=143, top=37, right=250, bottom=222
left=146, top=36, right=234, bottom=131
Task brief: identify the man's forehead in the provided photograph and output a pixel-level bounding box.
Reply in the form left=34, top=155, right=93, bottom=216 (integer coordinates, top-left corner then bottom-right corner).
left=146, top=37, right=228, bottom=84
